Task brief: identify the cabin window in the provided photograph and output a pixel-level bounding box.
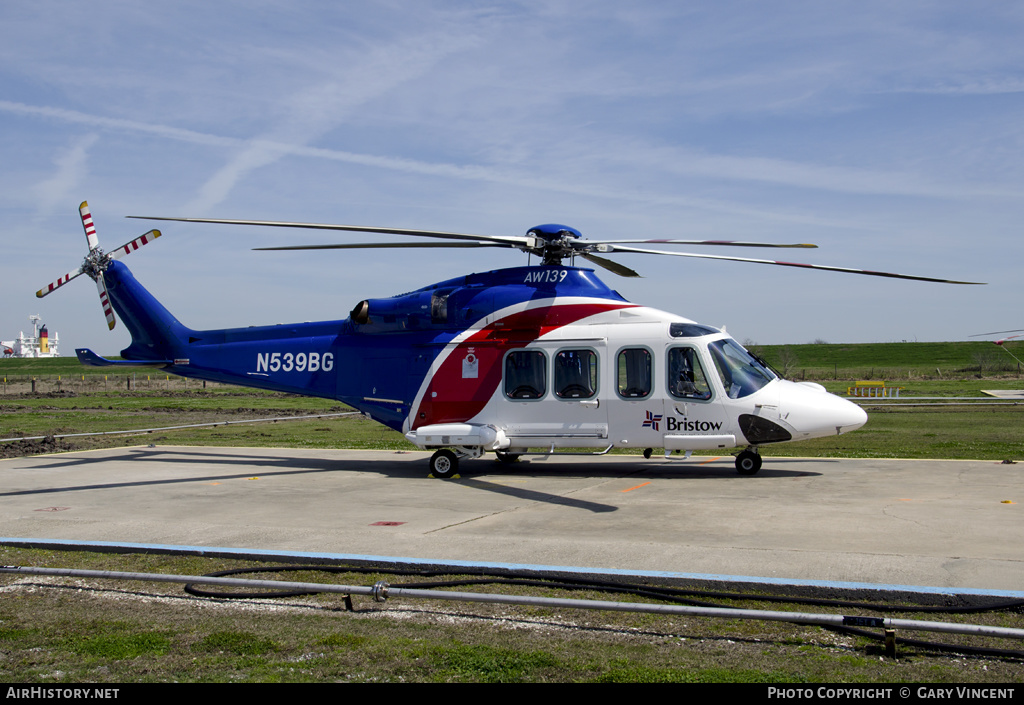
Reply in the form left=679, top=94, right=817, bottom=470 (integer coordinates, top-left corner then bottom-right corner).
left=667, top=347, right=712, bottom=401
left=708, top=338, right=776, bottom=399
left=554, top=349, right=598, bottom=399
left=617, top=347, right=652, bottom=398
left=504, top=350, right=547, bottom=399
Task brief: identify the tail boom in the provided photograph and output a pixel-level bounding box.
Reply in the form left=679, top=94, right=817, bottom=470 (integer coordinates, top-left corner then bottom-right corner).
left=99, top=260, right=345, bottom=400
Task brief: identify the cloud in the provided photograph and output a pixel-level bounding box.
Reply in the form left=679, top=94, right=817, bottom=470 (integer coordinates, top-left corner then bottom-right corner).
left=182, top=24, right=487, bottom=213
left=882, top=77, right=1024, bottom=96
left=0, top=100, right=236, bottom=149
left=32, top=133, right=100, bottom=218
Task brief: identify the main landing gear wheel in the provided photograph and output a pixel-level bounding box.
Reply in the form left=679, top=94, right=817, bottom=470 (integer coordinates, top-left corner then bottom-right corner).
left=735, top=450, right=762, bottom=475
left=642, top=448, right=653, bottom=459
left=430, top=449, right=459, bottom=478
left=495, top=451, right=521, bottom=464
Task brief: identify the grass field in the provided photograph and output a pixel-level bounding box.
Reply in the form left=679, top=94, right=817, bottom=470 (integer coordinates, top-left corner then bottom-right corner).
left=2, top=389, right=1023, bottom=461
left=749, top=340, right=1023, bottom=380
left=1, top=547, right=1022, bottom=683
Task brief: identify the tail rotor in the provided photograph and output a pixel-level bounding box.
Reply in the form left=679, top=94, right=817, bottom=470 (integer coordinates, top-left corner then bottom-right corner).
left=36, top=201, right=161, bottom=331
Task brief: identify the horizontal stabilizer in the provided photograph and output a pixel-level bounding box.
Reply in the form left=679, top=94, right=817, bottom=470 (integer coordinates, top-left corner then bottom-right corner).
left=75, top=348, right=174, bottom=368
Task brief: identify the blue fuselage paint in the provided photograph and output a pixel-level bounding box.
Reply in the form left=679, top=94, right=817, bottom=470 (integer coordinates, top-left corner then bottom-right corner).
left=100, top=260, right=628, bottom=431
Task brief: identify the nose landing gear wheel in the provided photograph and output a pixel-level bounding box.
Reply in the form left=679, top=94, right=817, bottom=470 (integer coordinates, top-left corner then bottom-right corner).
left=430, top=449, right=459, bottom=478
left=735, top=450, right=762, bottom=475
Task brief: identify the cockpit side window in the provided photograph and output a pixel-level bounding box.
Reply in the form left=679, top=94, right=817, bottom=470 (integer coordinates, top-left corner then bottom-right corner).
left=708, top=338, right=776, bottom=399
left=504, top=350, right=547, bottom=400
left=617, top=347, right=652, bottom=399
left=667, top=347, right=712, bottom=401
left=555, top=349, right=598, bottom=399
left=669, top=322, right=720, bottom=338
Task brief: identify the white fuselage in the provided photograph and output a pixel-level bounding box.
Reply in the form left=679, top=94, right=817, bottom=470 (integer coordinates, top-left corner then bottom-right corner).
left=405, top=302, right=867, bottom=455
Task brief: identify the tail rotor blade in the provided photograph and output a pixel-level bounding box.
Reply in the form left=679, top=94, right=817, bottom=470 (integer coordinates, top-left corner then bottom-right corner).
left=96, top=274, right=116, bottom=330
left=36, top=202, right=161, bottom=328
left=80, top=201, right=100, bottom=251
left=109, top=229, right=161, bottom=260
left=37, top=269, right=84, bottom=298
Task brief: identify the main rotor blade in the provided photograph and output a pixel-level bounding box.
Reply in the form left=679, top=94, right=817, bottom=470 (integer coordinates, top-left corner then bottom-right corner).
left=601, top=244, right=985, bottom=284
left=130, top=215, right=980, bottom=283
left=37, top=269, right=84, bottom=298
left=583, top=239, right=817, bottom=249
left=970, top=329, right=1024, bottom=337
left=253, top=241, right=511, bottom=251
left=129, top=216, right=528, bottom=247
left=579, top=252, right=641, bottom=278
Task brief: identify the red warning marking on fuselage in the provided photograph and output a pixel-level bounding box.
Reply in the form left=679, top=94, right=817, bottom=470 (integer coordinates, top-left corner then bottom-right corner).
left=411, top=301, right=635, bottom=429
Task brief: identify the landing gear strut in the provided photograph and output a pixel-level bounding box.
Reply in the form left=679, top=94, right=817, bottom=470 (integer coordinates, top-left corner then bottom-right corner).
left=735, top=448, right=762, bottom=475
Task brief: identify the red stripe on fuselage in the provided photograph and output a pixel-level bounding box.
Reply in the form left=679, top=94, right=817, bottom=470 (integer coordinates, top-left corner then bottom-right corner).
left=411, top=301, right=634, bottom=429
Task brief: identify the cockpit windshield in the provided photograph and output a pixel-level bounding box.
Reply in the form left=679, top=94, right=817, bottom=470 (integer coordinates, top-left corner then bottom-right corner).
left=708, top=338, right=776, bottom=399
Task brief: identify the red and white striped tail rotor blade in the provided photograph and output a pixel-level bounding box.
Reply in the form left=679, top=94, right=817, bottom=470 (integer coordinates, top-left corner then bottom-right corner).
left=96, top=274, right=116, bottom=330
left=36, top=269, right=84, bottom=298
left=80, top=201, right=100, bottom=251
left=108, top=229, right=161, bottom=260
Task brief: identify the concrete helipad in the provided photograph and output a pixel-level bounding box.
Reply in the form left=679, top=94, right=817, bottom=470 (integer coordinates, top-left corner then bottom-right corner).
left=1, top=446, right=1021, bottom=594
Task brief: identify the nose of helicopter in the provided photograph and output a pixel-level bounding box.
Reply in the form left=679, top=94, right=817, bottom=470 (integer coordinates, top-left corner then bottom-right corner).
left=779, top=381, right=868, bottom=439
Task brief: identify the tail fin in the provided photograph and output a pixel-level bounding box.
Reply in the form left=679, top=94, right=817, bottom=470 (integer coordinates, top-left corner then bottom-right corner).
left=102, top=260, right=193, bottom=363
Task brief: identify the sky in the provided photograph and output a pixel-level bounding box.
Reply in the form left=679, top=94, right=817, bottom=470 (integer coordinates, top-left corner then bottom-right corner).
left=1, top=1, right=1021, bottom=355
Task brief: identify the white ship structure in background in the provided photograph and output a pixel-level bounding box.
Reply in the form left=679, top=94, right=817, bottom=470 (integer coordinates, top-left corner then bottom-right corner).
left=2, top=315, right=60, bottom=358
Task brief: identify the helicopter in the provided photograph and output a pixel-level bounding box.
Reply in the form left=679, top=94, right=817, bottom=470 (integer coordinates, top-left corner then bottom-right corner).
left=36, top=202, right=982, bottom=478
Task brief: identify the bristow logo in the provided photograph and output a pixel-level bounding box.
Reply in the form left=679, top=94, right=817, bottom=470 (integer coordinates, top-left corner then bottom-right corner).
left=642, top=412, right=725, bottom=433
left=642, top=411, right=663, bottom=431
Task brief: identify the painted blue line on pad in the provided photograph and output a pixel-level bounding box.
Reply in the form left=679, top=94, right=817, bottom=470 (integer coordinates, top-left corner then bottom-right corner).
left=3, top=536, right=1022, bottom=599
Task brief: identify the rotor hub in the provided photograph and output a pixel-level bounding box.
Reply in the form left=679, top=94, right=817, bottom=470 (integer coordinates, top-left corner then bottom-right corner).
left=525, top=224, right=583, bottom=265
left=81, top=248, right=111, bottom=281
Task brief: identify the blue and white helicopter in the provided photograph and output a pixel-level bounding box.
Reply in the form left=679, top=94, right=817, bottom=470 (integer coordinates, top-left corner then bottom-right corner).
left=37, top=202, right=981, bottom=477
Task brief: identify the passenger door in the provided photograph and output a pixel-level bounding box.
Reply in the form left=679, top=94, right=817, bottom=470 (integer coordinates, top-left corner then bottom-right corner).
left=499, top=343, right=609, bottom=447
